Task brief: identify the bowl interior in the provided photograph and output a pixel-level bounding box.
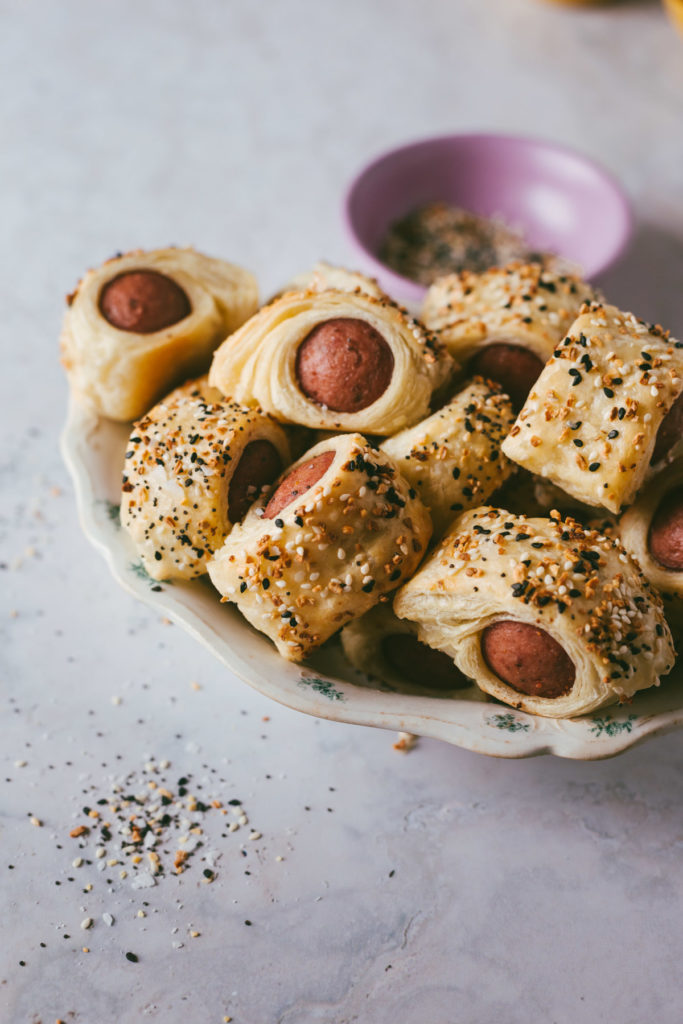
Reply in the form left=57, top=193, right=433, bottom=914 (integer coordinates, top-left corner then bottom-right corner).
left=345, top=135, right=632, bottom=302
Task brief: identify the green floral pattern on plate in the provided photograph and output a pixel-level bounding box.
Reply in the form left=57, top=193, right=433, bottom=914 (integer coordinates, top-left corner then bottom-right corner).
left=299, top=676, right=346, bottom=702
left=590, top=714, right=638, bottom=737
left=129, top=561, right=169, bottom=590
left=487, top=712, right=530, bottom=733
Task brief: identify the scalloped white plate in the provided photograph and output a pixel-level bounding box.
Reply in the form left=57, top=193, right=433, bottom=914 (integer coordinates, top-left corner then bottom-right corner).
left=61, top=397, right=683, bottom=760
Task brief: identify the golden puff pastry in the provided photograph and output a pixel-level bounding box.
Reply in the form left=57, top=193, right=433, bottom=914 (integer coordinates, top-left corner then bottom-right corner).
left=502, top=302, right=683, bottom=514
left=121, top=377, right=290, bottom=581
left=61, top=247, right=258, bottom=421
left=280, top=262, right=386, bottom=300
left=340, top=604, right=477, bottom=695
left=618, top=457, right=683, bottom=630
left=207, top=433, right=432, bottom=661
left=208, top=288, right=453, bottom=436
left=394, top=507, right=673, bottom=718
left=380, top=378, right=515, bottom=539
left=421, top=262, right=599, bottom=409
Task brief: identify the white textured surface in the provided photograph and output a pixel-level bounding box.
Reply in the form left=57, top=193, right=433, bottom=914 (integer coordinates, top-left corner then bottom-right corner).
left=2, top=1, right=683, bottom=1021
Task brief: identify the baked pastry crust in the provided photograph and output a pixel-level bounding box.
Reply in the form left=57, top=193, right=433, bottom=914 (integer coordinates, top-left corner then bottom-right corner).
left=380, top=378, right=515, bottom=538
left=421, top=261, right=598, bottom=363
left=208, top=288, right=453, bottom=435
left=394, top=507, right=673, bottom=718
left=61, top=247, right=258, bottom=421
left=618, top=458, right=683, bottom=630
left=502, top=303, right=683, bottom=513
left=207, top=433, right=432, bottom=661
left=120, top=377, right=290, bottom=581
left=281, top=261, right=386, bottom=300
left=341, top=604, right=482, bottom=697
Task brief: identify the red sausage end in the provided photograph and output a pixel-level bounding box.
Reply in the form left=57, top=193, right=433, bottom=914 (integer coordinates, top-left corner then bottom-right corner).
left=264, top=451, right=335, bottom=519
left=481, top=620, right=575, bottom=698
left=100, top=270, right=191, bottom=334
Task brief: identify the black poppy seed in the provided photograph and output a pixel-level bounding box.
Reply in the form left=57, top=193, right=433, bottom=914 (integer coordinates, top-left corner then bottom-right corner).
left=603, top=388, right=614, bottom=399
left=569, top=369, right=582, bottom=385
left=556, top=600, right=567, bottom=613
left=515, top=533, right=529, bottom=541
left=612, top=378, right=623, bottom=386
left=451, top=467, right=461, bottom=479
left=125, top=952, right=139, bottom=963
left=239, top=582, right=247, bottom=593
left=607, top=430, right=619, bottom=439
left=573, top=439, right=583, bottom=447
left=464, top=419, right=474, bottom=433
left=531, top=542, right=544, bottom=549
left=589, top=462, right=601, bottom=472
left=261, top=578, right=270, bottom=590
left=569, top=588, right=581, bottom=597
left=580, top=354, right=593, bottom=371
left=154, top=551, right=162, bottom=561
left=522, top=317, right=532, bottom=324
left=511, top=582, right=527, bottom=597
left=569, top=421, right=582, bottom=430
left=362, top=581, right=375, bottom=593
left=618, top=408, right=626, bottom=420
left=537, top=595, right=551, bottom=607
left=294, top=516, right=303, bottom=526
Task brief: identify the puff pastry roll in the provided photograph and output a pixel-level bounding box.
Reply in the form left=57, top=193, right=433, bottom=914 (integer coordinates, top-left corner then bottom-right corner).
left=209, top=288, right=453, bottom=435
left=394, top=507, right=673, bottom=718
left=121, top=378, right=290, bottom=581
left=380, top=378, right=515, bottom=538
left=61, top=247, right=258, bottom=421
left=619, top=457, right=683, bottom=628
left=341, top=605, right=475, bottom=694
left=281, top=262, right=386, bottom=300
left=207, top=433, right=432, bottom=661
left=421, top=262, right=598, bottom=409
left=502, top=303, right=683, bottom=514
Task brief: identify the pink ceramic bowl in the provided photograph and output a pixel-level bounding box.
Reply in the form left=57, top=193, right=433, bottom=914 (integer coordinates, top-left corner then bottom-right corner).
left=343, top=133, right=633, bottom=306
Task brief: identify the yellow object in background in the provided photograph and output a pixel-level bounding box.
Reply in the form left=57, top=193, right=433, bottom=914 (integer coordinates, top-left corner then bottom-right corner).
left=540, top=0, right=618, bottom=5
left=663, top=0, right=683, bottom=34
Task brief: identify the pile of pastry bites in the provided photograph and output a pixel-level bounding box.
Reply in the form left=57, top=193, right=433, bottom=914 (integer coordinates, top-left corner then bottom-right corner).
left=62, top=249, right=683, bottom=719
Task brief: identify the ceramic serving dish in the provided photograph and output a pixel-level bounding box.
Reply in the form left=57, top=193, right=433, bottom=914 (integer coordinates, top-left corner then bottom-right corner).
left=61, top=397, right=683, bottom=760
left=343, top=133, right=633, bottom=306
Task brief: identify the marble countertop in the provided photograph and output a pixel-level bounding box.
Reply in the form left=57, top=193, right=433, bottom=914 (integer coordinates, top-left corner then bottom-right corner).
left=3, top=1, right=683, bottom=1021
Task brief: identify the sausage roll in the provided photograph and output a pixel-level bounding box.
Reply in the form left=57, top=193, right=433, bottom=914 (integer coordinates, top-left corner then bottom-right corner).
left=394, top=507, right=674, bottom=718
left=61, top=247, right=258, bottom=421
left=421, top=262, right=599, bottom=410
left=380, top=378, right=515, bottom=538
left=207, top=433, right=432, bottom=661
left=340, top=605, right=476, bottom=695
left=618, top=457, right=683, bottom=630
left=502, top=302, right=683, bottom=513
left=209, top=288, right=453, bottom=436
left=121, top=378, right=290, bottom=581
